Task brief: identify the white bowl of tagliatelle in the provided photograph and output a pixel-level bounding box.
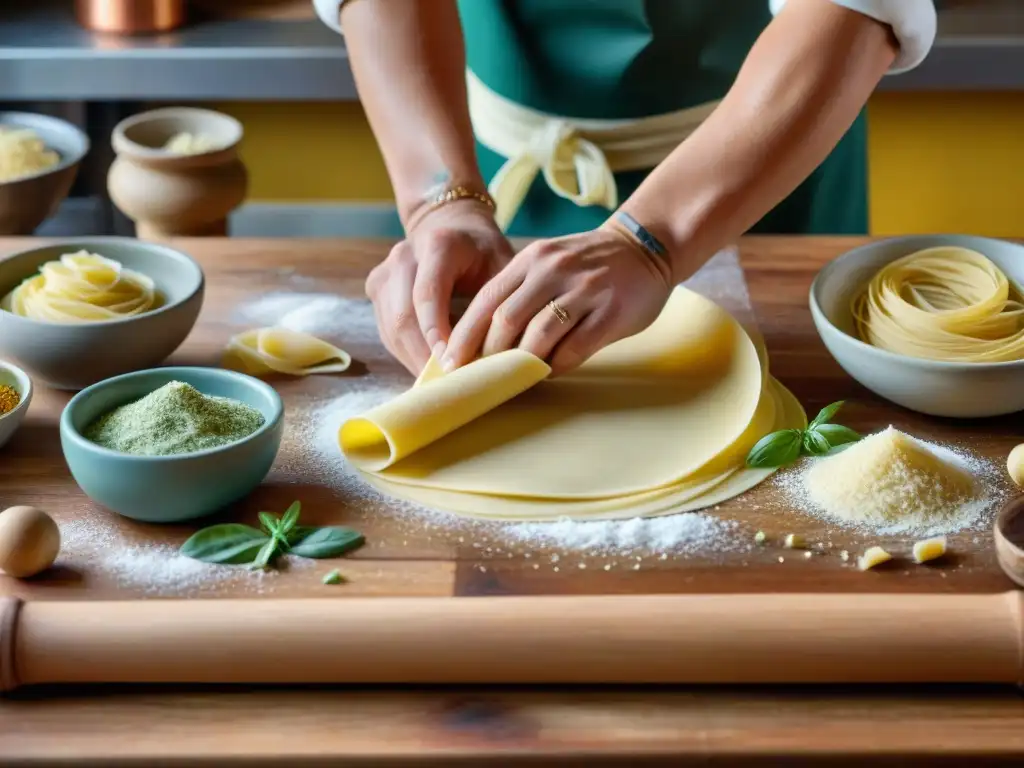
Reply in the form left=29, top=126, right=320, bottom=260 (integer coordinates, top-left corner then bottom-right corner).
left=0, top=112, right=90, bottom=235
left=810, top=234, right=1024, bottom=419
left=0, top=237, right=204, bottom=390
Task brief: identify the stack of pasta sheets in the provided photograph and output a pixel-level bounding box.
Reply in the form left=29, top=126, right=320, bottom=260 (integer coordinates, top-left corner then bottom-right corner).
left=339, top=280, right=806, bottom=522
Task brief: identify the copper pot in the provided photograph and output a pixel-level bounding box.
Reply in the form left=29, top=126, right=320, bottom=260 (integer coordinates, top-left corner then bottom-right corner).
left=75, top=0, right=187, bottom=35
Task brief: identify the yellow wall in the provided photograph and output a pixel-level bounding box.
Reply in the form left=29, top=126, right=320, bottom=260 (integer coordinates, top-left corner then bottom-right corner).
left=216, top=101, right=392, bottom=201
left=218, top=92, right=1024, bottom=235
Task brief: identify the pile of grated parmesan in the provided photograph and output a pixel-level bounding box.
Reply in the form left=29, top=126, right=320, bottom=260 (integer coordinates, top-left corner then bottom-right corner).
left=798, top=426, right=992, bottom=533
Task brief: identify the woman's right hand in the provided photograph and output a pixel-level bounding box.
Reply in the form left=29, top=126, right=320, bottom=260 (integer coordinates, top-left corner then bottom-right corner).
left=366, top=200, right=513, bottom=375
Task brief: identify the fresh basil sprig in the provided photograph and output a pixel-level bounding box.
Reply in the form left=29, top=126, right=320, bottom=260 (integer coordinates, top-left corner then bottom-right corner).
left=180, top=501, right=365, bottom=569
left=745, top=400, right=861, bottom=469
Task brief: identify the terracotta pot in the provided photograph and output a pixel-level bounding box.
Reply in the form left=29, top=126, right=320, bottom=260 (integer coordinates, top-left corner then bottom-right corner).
left=108, top=108, right=248, bottom=240
left=75, top=0, right=186, bottom=34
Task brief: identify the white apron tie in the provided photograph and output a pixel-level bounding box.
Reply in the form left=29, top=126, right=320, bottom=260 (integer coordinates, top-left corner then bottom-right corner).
left=467, top=70, right=721, bottom=231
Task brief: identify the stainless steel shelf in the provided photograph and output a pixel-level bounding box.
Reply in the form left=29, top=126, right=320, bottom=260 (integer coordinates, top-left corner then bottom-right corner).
left=0, top=1, right=1021, bottom=100
left=0, top=4, right=354, bottom=100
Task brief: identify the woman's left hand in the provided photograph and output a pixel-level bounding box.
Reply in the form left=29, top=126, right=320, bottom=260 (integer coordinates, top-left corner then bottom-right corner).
left=441, top=225, right=674, bottom=376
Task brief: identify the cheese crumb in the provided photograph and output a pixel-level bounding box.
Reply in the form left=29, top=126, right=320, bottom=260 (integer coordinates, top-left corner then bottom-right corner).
left=839, top=550, right=850, bottom=562
left=857, top=546, right=892, bottom=571
left=912, top=535, right=947, bottom=564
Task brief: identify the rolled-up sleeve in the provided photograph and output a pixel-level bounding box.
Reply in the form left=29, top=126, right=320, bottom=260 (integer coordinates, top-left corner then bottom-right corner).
left=769, top=0, right=937, bottom=73
left=313, top=0, right=344, bottom=34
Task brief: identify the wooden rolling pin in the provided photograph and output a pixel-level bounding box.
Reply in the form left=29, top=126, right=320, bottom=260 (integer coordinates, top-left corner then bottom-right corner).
left=3, top=593, right=1023, bottom=692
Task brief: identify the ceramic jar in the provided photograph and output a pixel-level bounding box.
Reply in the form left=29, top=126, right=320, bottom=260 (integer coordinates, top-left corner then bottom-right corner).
left=108, top=108, right=248, bottom=239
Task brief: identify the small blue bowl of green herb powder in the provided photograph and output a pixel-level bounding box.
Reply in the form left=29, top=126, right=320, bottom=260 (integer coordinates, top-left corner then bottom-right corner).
left=60, top=367, right=283, bottom=523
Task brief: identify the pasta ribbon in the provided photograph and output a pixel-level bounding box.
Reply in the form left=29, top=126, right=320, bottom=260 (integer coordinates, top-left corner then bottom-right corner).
left=852, top=246, right=1024, bottom=362
left=223, top=327, right=351, bottom=377
left=4, top=250, right=159, bottom=323
left=0, top=126, right=59, bottom=182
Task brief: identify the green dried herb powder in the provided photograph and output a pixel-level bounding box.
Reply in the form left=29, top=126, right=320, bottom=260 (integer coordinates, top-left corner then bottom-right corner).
left=84, top=381, right=265, bottom=456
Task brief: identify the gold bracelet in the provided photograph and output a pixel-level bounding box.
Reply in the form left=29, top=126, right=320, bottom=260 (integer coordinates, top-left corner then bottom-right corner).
left=406, top=185, right=496, bottom=232
left=431, top=185, right=496, bottom=211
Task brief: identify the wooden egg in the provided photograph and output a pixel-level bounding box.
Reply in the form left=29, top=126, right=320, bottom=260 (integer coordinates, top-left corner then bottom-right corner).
left=0, top=505, right=61, bottom=578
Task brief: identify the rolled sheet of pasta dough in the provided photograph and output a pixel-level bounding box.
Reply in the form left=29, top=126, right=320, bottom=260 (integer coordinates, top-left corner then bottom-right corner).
left=342, top=350, right=552, bottom=472
left=361, top=376, right=805, bottom=521
left=340, top=288, right=767, bottom=500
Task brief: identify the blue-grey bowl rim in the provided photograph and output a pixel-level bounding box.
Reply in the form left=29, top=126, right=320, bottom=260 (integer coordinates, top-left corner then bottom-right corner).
left=808, top=233, right=1024, bottom=372
left=0, top=236, right=205, bottom=327
left=0, top=111, right=90, bottom=183
left=60, top=366, right=284, bottom=462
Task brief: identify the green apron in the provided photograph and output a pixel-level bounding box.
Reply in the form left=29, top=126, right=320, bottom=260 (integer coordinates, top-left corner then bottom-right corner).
left=457, top=0, right=868, bottom=238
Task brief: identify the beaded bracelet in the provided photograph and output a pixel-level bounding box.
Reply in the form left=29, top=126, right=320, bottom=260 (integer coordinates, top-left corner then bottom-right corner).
left=406, top=185, right=497, bottom=233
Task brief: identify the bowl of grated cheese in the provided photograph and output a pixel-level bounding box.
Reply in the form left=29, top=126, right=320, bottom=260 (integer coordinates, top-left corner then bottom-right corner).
left=0, top=112, right=90, bottom=236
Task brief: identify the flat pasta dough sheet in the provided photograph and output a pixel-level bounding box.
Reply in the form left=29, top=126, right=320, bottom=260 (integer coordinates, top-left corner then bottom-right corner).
left=340, top=288, right=766, bottom=500
left=361, top=376, right=805, bottom=521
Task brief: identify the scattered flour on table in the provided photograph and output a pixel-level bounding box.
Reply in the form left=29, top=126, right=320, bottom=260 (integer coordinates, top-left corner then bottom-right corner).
left=58, top=517, right=236, bottom=595
left=233, top=292, right=378, bottom=340
left=57, top=516, right=312, bottom=597
left=502, top=515, right=743, bottom=555
left=775, top=427, right=1009, bottom=536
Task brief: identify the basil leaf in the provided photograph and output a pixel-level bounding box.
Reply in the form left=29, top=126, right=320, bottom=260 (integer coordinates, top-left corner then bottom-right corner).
left=249, top=537, right=280, bottom=570
left=322, top=569, right=345, bottom=585
left=258, top=511, right=280, bottom=537
left=288, top=526, right=366, bottom=559
left=802, top=428, right=831, bottom=456
left=180, top=524, right=269, bottom=565
left=826, top=442, right=857, bottom=456
left=812, top=423, right=861, bottom=449
left=809, top=400, right=845, bottom=430
left=745, top=429, right=803, bottom=468
left=279, top=501, right=301, bottom=534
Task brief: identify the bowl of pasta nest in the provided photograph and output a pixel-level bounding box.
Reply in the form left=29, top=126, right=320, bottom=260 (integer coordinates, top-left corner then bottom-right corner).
left=0, top=237, right=204, bottom=390
left=0, top=112, right=90, bottom=235
left=810, top=234, right=1024, bottom=419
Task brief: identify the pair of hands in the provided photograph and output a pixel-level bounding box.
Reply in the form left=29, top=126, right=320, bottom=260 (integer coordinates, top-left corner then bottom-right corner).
left=366, top=201, right=673, bottom=377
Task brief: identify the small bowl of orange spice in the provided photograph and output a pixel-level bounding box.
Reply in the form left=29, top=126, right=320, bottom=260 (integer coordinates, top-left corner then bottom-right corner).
left=0, top=359, right=31, bottom=449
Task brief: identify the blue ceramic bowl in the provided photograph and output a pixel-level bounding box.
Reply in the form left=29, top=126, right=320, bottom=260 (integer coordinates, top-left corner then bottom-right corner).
left=60, top=367, right=283, bottom=523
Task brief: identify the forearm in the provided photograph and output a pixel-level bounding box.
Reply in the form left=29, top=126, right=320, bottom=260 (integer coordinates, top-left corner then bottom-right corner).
left=622, top=0, right=897, bottom=281
left=340, top=0, right=482, bottom=226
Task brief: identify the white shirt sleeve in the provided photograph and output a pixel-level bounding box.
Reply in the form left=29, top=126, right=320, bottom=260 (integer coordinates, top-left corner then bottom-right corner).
left=312, top=0, right=344, bottom=33
left=770, top=0, right=936, bottom=73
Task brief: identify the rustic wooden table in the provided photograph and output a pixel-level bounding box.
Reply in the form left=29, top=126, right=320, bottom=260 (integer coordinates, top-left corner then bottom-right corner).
left=2, top=236, right=1024, bottom=765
